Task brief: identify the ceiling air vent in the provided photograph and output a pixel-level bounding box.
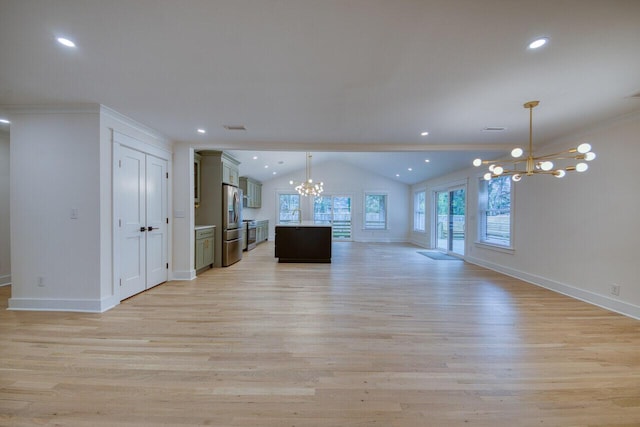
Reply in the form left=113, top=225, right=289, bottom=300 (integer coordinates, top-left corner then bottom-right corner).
left=223, top=125, right=247, bottom=131
left=630, top=91, right=640, bottom=99
left=482, top=127, right=506, bottom=132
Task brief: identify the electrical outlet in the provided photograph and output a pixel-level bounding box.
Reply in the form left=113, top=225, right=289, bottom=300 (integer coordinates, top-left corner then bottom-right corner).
left=610, top=284, right=621, bottom=296
left=37, top=276, right=45, bottom=287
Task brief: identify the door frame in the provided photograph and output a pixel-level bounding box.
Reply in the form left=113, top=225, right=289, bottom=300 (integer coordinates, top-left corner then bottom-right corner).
left=431, top=179, right=468, bottom=257
left=313, top=193, right=353, bottom=241
left=112, top=130, right=171, bottom=302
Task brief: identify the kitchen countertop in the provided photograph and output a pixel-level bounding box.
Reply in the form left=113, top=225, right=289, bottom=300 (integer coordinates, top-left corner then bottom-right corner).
left=276, top=222, right=331, bottom=227
left=195, top=225, right=216, bottom=230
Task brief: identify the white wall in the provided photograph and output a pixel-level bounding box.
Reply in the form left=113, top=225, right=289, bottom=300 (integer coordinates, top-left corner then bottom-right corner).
left=7, top=105, right=171, bottom=312
left=257, top=159, right=411, bottom=242
left=9, top=107, right=102, bottom=310
left=171, top=142, right=195, bottom=280
left=412, top=111, right=640, bottom=319
left=0, top=129, right=10, bottom=286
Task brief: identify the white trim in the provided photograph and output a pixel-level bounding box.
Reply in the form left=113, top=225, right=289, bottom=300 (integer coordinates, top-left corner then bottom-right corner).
left=354, top=237, right=407, bottom=243
left=0, top=274, right=11, bottom=286
left=474, top=241, right=515, bottom=254
left=101, top=105, right=170, bottom=148
left=172, top=270, right=197, bottom=281
left=8, top=295, right=119, bottom=313
left=112, top=130, right=171, bottom=161
left=466, top=255, right=640, bottom=320
left=2, top=103, right=101, bottom=115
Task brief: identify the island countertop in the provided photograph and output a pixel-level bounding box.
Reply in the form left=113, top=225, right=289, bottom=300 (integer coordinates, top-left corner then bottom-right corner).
left=276, top=221, right=331, bottom=227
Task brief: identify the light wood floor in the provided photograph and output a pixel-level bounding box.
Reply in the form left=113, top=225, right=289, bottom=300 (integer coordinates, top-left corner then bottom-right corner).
left=1, top=242, right=639, bottom=426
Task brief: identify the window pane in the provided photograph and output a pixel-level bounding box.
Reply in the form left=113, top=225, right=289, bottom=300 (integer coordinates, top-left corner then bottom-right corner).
left=314, top=196, right=332, bottom=224
left=480, top=176, right=511, bottom=246
left=414, top=191, right=425, bottom=231
left=279, top=194, right=300, bottom=223
left=365, top=194, right=387, bottom=229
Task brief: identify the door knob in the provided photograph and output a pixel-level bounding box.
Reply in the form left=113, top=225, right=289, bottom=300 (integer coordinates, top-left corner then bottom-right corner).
left=147, top=226, right=157, bottom=231
left=139, top=227, right=146, bottom=232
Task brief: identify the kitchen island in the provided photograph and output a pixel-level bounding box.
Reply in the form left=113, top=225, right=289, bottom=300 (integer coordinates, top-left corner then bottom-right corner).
left=275, top=222, right=332, bottom=263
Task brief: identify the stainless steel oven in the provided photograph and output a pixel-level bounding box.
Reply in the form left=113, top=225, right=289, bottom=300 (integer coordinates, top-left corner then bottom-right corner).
left=244, top=220, right=257, bottom=251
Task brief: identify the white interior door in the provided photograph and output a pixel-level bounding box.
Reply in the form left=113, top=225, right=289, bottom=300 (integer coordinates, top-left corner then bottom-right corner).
left=118, top=145, right=168, bottom=300
left=119, top=146, right=147, bottom=299
left=145, top=155, right=168, bottom=287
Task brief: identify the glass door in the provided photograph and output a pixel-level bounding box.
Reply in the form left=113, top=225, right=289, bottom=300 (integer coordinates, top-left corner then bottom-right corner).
left=435, top=187, right=466, bottom=256
left=314, top=195, right=352, bottom=240
left=436, top=191, right=449, bottom=252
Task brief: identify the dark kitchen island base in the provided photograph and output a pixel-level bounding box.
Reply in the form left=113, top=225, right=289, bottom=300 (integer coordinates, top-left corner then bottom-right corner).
left=275, top=224, right=332, bottom=263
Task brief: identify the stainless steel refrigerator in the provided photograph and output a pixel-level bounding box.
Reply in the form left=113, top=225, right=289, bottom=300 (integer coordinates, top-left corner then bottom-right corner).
left=222, top=184, right=243, bottom=266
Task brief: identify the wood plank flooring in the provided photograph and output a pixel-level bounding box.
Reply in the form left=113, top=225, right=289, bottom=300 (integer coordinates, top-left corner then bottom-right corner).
left=1, top=242, right=639, bottom=426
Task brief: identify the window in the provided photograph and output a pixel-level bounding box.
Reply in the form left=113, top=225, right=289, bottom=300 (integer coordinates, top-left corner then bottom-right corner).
left=414, top=190, right=426, bottom=231
left=278, top=193, right=301, bottom=223
left=478, top=176, right=513, bottom=247
left=313, top=196, right=332, bottom=224
left=364, top=193, right=387, bottom=230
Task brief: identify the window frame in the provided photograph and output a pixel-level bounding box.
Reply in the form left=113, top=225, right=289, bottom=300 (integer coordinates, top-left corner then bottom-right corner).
left=413, top=190, right=426, bottom=232
left=363, top=192, right=388, bottom=230
left=277, top=192, right=302, bottom=224
left=476, top=176, right=515, bottom=252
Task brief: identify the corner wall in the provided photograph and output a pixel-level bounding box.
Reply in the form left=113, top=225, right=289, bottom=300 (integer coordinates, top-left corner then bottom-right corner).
left=412, top=111, right=640, bottom=319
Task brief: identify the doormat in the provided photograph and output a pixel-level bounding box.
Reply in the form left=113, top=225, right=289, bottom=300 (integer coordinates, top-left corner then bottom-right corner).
left=417, top=251, right=461, bottom=261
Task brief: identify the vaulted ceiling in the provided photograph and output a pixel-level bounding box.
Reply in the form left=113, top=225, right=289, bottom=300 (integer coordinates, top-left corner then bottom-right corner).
left=1, top=0, right=639, bottom=183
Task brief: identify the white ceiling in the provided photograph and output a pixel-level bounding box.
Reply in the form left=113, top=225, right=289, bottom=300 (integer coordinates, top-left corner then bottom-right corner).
left=1, top=0, right=639, bottom=184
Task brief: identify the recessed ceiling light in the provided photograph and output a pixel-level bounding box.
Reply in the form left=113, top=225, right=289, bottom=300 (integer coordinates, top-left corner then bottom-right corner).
left=57, top=37, right=76, bottom=48
left=0, top=118, right=10, bottom=124
left=395, top=174, right=400, bottom=177
left=197, top=128, right=206, bottom=134
left=528, top=37, right=549, bottom=49
left=264, top=165, right=269, bottom=168
left=252, top=156, right=258, bottom=160
left=408, top=167, right=413, bottom=171
left=272, top=171, right=277, bottom=175
left=420, top=131, right=429, bottom=136
left=424, top=159, right=430, bottom=163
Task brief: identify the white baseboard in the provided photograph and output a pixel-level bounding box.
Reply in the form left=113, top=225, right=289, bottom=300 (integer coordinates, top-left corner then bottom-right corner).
left=354, top=237, right=407, bottom=243
left=0, top=274, right=11, bottom=286
left=8, top=295, right=119, bottom=313
left=465, top=255, right=640, bottom=320
left=172, top=270, right=196, bottom=281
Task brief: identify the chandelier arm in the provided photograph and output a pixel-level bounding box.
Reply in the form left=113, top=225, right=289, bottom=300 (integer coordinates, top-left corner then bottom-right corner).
left=533, top=150, right=582, bottom=160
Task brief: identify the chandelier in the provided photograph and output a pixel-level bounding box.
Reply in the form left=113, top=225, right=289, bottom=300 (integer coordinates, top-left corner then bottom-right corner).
left=289, top=152, right=324, bottom=196
left=473, top=101, right=596, bottom=182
